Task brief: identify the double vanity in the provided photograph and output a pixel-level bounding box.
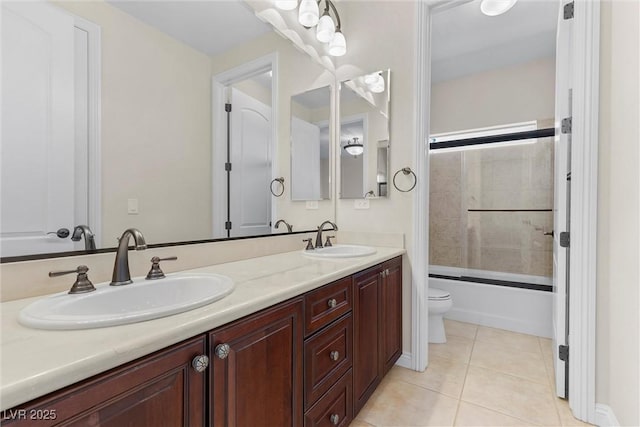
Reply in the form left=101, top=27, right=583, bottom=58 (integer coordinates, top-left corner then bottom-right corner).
left=1, top=243, right=404, bottom=426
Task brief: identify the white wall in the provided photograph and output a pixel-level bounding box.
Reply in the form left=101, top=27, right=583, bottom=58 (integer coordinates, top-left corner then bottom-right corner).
left=336, top=1, right=417, bottom=355
left=431, top=57, right=556, bottom=133
left=596, top=1, right=640, bottom=425
left=55, top=1, right=213, bottom=246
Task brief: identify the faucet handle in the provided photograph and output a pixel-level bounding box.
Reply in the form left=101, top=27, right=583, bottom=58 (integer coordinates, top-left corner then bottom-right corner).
left=302, top=238, right=314, bottom=251
left=325, top=236, right=335, bottom=247
left=146, top=256, right=178, bottom=280
left=49, top=265, right=96, bottom=294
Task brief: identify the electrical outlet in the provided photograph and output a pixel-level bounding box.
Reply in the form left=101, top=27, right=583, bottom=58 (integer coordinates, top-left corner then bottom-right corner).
left=306, top=200, right=319, bottom=210
left=354, top=199, right=370, bottom=209
left=127, top=198, right=139, bottom=215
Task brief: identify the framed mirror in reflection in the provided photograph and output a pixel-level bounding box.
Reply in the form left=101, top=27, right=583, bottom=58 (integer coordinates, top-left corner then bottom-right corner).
left=0, top=0, right=335, bottom=260
left=339, top=70, right=391, bottom=199
left=290, top=85, right=331, bottom=201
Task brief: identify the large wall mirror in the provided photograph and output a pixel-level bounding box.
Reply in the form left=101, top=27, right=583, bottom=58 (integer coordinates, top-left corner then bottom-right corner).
left=339, top=70, right=391, bottom=199
left=0, top=0, right=335, bottom=260
left=290, top=86, right=331, bottom=201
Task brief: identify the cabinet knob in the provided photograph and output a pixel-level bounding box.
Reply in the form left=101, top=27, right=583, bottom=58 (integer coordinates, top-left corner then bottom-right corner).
left=215, top=343, right=231, bottom=359
left=327, top=298, right=337, bottom=309
left=329, top=350, right=340, bottom=361
left=330, top=414, right=340, bottom=425
left=192, top=355, right=209, bottom=372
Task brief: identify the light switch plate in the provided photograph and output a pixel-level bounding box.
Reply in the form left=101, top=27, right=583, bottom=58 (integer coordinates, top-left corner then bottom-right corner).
left=305, top=201, right=319, bottom=210
left=354, top=199, right=370, bottom=209
left=127, top=198, right=139, bottom=214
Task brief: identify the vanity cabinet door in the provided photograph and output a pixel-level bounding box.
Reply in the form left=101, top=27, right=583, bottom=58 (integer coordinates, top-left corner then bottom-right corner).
left=210, top=298, right=304, bottom=427
left=352, top=266, right=382, bottom=413
left=380, top=256, right=402, bottom=375
left=2, top=336, right=207, bottom=427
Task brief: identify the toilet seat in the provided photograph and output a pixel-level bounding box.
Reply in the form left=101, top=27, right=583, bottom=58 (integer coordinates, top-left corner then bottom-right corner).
left=428, top=288, right=451, bottom=300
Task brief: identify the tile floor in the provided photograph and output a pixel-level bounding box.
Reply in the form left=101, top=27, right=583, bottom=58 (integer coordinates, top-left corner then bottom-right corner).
left=350, top=320, right=593, bottom=427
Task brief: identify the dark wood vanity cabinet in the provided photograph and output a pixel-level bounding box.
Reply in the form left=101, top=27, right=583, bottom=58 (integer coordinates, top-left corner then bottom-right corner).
left=4, top=256, right=402, bottom=427
left=353, top=256, right=403, bottom=413
left=209, top=298, right=304, bottom=427
left=2, top=336, right=207, bottom=427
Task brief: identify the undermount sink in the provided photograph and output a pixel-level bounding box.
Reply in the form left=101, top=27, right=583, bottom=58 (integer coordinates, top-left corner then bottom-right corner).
left=303, top=244, right=377, bottom=258
left=18, top=273, right=234, bottom=330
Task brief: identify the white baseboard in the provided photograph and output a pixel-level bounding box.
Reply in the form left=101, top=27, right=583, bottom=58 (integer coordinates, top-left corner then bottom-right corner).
left=395, top=352, right=412, bottom=369
left=595, top=404, right=620, bottom=427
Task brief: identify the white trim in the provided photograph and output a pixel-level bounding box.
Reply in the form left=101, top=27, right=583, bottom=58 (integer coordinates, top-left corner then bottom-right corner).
left=568, top=1, right=599, bottom=423
left=72, top=16, right=102, bottom=248
left=595, top=404, right=620, bottom=427
left=394, top=352, right=412, bottom=369
left=412, top=0, right=432, bottom=372
left=211, top=53, right=279, bottom=239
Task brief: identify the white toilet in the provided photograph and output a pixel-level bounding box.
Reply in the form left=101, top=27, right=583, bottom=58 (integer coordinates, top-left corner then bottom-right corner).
left=428, top=288, right=453, bottom=343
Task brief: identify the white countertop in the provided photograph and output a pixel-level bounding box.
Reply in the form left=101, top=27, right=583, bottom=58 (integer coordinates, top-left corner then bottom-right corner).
left=0, top=247, right=404, bottom=410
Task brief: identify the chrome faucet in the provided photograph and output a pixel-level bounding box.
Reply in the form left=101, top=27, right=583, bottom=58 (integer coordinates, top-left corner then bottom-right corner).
left=315, top=221, right=338, bottom=249
left=110, top=228, right=147, bottom=286
left=71, top=225, right=96, bottom=250
left=274, top=219, right=293, bottom=233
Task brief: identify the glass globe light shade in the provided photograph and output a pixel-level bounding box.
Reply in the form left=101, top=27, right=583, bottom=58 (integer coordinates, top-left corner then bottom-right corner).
left=328, top=29, right=347, bottom=57
left=298, top=0, right=319, bottom=27
left=316, top=13, right=335, bottom=43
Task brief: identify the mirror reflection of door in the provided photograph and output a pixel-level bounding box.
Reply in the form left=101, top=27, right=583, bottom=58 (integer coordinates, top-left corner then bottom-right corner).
left=290, top=85, right=331, bottom=201
left=226, top=76, right=273, bottom=238
left=1, top=2, right=96, bottom=257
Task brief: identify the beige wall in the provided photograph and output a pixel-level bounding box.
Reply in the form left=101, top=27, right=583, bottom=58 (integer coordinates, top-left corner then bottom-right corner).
left=55, top=1, right=213, bottom=246
left=596, top=1, right=640, bottom=425
left=431, top=57, right=556, bottom=134
left=336, top=1, right=417, bottom=355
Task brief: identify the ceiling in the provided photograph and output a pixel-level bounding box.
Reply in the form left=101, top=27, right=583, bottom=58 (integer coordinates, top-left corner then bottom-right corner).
left=431, top=0, right=559, bottom=83
left=106, top=0, right=272, bottom=56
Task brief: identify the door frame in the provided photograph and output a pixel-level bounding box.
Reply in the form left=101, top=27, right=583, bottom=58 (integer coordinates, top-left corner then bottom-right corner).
left=211, top=53, right=279, bottom=238
left=413, top=0, right=599, bottom=423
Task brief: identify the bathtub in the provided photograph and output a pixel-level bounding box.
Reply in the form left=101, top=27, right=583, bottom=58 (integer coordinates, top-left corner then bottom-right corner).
left=429, top=265, right=553, bottom=338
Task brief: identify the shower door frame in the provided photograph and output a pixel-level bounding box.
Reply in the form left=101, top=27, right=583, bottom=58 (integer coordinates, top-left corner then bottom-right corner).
left=414, top=0, right=600, bottom=424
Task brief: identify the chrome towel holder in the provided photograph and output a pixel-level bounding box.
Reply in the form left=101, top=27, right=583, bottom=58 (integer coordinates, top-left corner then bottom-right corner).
left=270, top=177, right=285, bottom=197
left=392, top=167, right=417, bottom=192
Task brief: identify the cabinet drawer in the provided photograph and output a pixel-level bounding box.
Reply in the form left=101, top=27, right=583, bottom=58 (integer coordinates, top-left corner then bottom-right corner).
left=304, top=369, right=353, bottom=427
left=304, top=277, right=352, bottom=336
left=304, top=314, right=352, bottom=408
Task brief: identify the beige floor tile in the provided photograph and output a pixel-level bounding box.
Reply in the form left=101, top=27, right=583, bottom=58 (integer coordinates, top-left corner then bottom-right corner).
left=454, top=401, right=538, bottom=426
left=470, top=340, right=549, bottom=385
left=539, top=338, right=557, bottom=388
left=475, top=326, right=542, bottom=353
left=350, top=418, right=376, bottom=427
left=358, top=377, right=459, bottom=426
left=387, top=357, right=468, bottom=398
left=429, top=335, right=475, bottom=364
left=444, top=319, right=478, bottom=340
left=555, top=398, right=594, bottom=426
left=461, top=365, right=560, bottom=426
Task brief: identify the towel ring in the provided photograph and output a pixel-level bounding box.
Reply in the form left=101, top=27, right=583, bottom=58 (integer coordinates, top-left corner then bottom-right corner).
left=392, top=167, right=417, bottom=192
left=270, top=177, right=285, bottom=197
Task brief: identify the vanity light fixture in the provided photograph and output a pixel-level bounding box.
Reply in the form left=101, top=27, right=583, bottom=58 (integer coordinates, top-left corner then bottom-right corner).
left=344, top=137, right=364, bottom=156
left=480, top=0, right=518, bottom=16
left=275, top=0, right=299, bottom=10
left=364, top=72, right=385, bottom=93
left=280, top=0, right=347, bottom=57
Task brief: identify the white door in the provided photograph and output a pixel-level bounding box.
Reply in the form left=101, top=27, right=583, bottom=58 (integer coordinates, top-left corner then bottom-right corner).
left=228, top=88, right=272, bottom=237
left=291, top=116, right=321, bottom=200
left=1, top=2, right=76, bottom=257
left=553, top=0, right=572, bottom=399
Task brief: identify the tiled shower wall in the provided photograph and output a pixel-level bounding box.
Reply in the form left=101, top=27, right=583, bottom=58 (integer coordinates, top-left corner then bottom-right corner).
left=429, top=138, right=554, bottom=278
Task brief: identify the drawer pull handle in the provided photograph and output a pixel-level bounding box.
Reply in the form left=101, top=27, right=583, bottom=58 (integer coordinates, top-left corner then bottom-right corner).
left=327, top=298, right=337, bottom=308
left=192, top=355, right=209, bottom=372
left=330, top=414, right=340, bottom=425
left=215, top=343, right=231, bottom=359
left=330, top=350, right=340, bottom=361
